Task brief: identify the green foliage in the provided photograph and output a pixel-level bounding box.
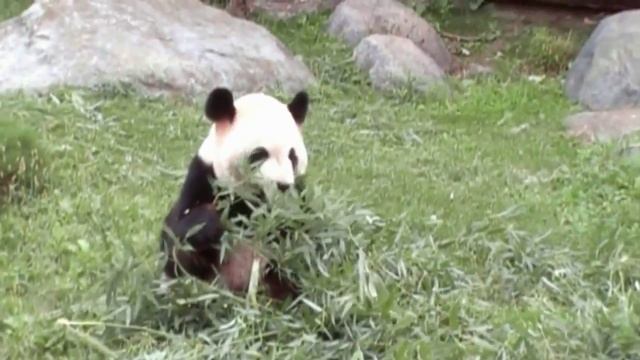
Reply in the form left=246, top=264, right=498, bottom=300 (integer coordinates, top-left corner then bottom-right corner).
left=508, top=26, right=581, bottom=75
left=0, top=0, right=32, bottom=21
left=0, top=11, right=639, bottom=360
left=413, top=0, right=454, bottom=16
left=404, top=0, right=486, bottom=16
left=93, top=182, right=390, bottom=359
left=199, top=0, right=229, bottom=9
left=0, top=117, right=45, bottom=201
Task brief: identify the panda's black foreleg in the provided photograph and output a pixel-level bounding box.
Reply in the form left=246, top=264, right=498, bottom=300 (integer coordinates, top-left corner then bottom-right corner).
left=160, top=153, right=223, bottom=281
left=262, top=262, right=301, bottom=301
left=161, top=203, right=224, bottom=282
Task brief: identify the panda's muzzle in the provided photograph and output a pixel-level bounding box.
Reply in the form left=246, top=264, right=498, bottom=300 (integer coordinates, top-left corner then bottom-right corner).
left=276, top=182, right=291, bottom=192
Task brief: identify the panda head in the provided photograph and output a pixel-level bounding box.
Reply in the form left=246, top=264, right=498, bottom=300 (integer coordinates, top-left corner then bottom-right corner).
left=197, top=88, right=309, bottom=192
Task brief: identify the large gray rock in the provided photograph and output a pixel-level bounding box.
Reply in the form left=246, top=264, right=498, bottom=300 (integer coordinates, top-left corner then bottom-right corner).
left=565, top=108, right=640, bottom=143
left=0, top=0, right=314, bottom=99
left=354, top=34, right=445, bottom=92
left=565, top=10, right=640, bottom=111
left=327, top=0, right=452, bottom=73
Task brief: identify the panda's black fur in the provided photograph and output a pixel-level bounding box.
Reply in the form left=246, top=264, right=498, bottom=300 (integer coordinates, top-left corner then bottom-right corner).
left=159, top=88, right=309, bottom=302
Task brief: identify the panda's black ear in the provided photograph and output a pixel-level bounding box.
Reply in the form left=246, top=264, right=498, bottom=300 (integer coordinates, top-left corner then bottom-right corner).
left=205, top=88, right=236, bottom=122
left=288, top=91, right=309, bottom=125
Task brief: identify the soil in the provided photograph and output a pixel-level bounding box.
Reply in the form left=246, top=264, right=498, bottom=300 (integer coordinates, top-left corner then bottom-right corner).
left=492, top=0, right=639, bottom=12
left=490, top=1, right=610, bottom=29
left=437, top=1, right=611, bottom=76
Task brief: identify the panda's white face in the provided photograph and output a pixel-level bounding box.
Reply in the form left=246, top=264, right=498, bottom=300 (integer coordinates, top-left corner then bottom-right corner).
left=197, top=89, right=309, bottom=191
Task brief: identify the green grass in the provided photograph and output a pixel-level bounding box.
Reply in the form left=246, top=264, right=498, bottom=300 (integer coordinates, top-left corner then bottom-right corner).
left=506, top=26, right=584, bottom=75
left=2, top=11, right=640, bottom=359
left=0, top=117, right=46, bottom=201
left=0, top=0, right=31, bottom=20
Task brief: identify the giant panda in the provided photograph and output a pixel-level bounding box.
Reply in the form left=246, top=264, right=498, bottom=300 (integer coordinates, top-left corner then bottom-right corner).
left=159, top=87, right=310, bottom=302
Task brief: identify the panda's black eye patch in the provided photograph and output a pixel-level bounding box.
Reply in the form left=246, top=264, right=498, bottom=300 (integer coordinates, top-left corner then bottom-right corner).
left=289, top=148, right=298, bottom=169
left=248, top=147, right=269, bottom=165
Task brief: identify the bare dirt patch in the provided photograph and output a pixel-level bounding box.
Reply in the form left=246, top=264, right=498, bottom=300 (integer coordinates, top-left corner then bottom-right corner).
left=435, top=1, right=608, bottom=76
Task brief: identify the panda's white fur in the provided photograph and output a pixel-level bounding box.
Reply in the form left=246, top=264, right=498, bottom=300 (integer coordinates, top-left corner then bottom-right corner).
left=159, top=88, right=309, bottom=301
left=198, top=93, right=308, bottom=188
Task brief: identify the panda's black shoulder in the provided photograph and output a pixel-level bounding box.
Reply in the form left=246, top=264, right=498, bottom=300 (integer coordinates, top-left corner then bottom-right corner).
left=170, top=155, right=218, bottom=216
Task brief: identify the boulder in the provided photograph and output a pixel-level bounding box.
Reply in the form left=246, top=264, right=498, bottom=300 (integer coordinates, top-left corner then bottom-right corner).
left=0, top=0, right=314, bottom=99
left=565, top=10, right=640, bottom=111
left=354, top=34, right=445, bottom=92
left=327, top=0, right=453, bottom=73
left=565, top=108, right=640, bottom=143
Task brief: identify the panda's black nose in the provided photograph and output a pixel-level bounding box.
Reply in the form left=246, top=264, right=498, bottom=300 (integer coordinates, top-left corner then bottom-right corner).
left=277, top=182, right=290, bottom=192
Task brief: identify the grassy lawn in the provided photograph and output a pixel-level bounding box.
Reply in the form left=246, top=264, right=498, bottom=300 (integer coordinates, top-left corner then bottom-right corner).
left=0, top=0, right=31, bottom=21
left=2, top=4, right=640, bottom=359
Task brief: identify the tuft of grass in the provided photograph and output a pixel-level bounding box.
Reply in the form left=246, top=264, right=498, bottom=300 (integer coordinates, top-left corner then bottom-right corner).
left=506, top=26, right=581, bottom=75
left=0, top=117, right=46, bottom=201
left=0, top=0, right=31, bottom=21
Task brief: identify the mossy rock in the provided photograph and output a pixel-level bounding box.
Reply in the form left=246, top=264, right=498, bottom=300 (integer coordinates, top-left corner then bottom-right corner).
left=0, top=118, right=46, bottom=201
